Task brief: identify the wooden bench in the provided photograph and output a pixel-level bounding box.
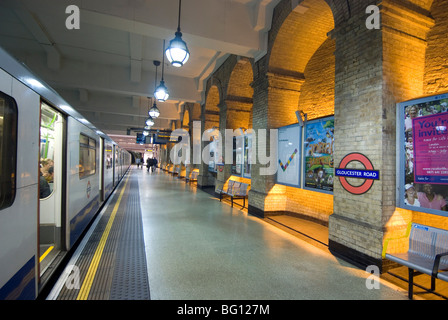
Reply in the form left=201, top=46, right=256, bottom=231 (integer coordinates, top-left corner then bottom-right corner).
left=383, top=223, right=448, bottom=299
left=186, top=170, right=198, bottom=183
left=217, top=180, right=250, bottom=208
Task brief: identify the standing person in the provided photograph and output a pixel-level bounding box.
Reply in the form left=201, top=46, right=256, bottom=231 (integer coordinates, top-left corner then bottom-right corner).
left=136, top=157, right=140, bottom=168
left=152, top=157, right=158, bottom=172
left=146, top=157, right=151, bottom=172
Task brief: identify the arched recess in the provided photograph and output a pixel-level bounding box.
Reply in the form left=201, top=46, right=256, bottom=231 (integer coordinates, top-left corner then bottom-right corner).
left=424, top=0, right=448, bottom=94
left=267, top=0, right=335, bottom=126
left=204, top=85, right=221, bottom=130
left=226, top=57, right=254, bottom=130
left=182, top=108, right=190, bottom=129
left=386, top=0, right=448, bottom=232
left=260, top=0, right=336, bottom=230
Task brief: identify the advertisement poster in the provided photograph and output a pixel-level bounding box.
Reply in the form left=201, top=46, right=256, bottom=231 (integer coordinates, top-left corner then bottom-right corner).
left=304, top=117, right=334, bottom=192
left=412, top=112, right=448, bottom=184
left=277, top=124, right=301, bottom=187
left=401, top=94, right=448, bottom=212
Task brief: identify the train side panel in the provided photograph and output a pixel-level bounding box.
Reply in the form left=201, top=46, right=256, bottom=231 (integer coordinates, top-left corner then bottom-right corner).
left=103, top=141, right=114, bottom=199
left=66, top=118, right=101, bottom=248
left=0, top=72, right=39, bottom=299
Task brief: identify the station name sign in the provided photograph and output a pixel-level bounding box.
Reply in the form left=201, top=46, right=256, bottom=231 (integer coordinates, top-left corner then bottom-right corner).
left=336, top=153, right=379, bottom=195
left=335, top=168, right=380, bottom=180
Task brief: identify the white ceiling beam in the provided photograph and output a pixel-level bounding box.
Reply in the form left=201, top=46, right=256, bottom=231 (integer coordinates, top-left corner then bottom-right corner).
left=129, top=33, right=143, bottom=82
left=20, top=52, right=202, bottom=102
left=12, top=6, right=61, bottom=70
left=56, top=88, right=181, bottom=120
left=80, top=6, right=259, bottom=58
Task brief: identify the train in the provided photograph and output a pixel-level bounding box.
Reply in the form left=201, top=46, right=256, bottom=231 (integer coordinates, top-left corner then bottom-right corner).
left=0, top=47, right=131, bottom=300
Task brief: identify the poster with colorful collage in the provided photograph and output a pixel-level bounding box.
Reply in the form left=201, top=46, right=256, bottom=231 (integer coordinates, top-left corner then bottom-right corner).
left=303, top=117, right=334, bottom=193
left=400, top=93, right=448, bottom=214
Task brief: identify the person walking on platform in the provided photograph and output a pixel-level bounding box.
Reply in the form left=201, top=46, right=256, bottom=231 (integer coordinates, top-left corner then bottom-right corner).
left=146, top=157, right=151, bottom=172
left=152, top=157, right=158, bottom=172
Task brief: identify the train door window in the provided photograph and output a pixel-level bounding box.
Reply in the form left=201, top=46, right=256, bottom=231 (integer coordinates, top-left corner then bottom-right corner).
left=39, top=102, right=64, bottom=276
left=79, top=134, right=96, bottom=179
left=0, top=92, right=18, bottom=210
left=106, top=144, right=113, bottom=170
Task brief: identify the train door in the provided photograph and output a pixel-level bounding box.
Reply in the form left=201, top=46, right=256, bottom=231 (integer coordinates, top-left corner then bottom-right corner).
left=38, top=102, right=65, bottom=279
left=99, top=137, right=104, bottom=202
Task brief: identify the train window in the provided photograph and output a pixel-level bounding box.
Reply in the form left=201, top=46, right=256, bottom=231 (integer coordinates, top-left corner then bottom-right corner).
left=79, top=133, right=96, bottom=179
left=105, top=144, right=113, bottom=169
left=0, top=92, right=18, bottom=210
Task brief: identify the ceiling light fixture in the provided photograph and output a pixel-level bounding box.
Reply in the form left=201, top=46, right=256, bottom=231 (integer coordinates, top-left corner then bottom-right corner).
left=165, top=0, right=189, bottom=67
left=154, top=40, right=169, bottom=102
left=145, top=97, right=155, bottom=127
left=149, top=97, right=160, bottom=118
left=150, top=61, right=161, bottom=118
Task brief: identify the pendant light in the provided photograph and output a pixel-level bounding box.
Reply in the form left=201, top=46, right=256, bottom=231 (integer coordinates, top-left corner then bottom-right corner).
left=155, top=40, right=170, bottom=101
left=165, top=0, right=189, bottom=67
left=150, top=61, right=161, bottom=118
left=149, top=97, right=160, bottom=118
left=145, top=95, right=155, bottom=127
left=145, top=115, right=154, bottom=127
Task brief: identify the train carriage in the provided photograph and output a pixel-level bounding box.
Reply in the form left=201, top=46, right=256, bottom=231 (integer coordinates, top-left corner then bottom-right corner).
left=0, top=47, right=131, bottom=299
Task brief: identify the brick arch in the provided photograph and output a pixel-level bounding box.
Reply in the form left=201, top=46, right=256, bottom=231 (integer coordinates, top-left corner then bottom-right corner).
left=408, top=0, right=435, bottom=11
left=204, top=85, right=220, bottom=130
left=227, top=58, right=254, bottom=100
left=205, top=85, right=220, bottom=112
left=268, top=0, right=335, bottom=76
left=205, top=77, right=223, bottom=112
left=182, top=108, right=189, bottom=128
left=226, top=57, right=254, bottom=130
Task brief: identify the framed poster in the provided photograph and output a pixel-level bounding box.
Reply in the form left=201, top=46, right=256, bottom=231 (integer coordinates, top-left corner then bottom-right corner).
left=397, top=93, right=448, bottom=216
left=231, top=135, right=244, bottom=176
left=243, top=133, right=253, bottom=178
left=277, top=124, right=301, bottom=187
left=303, top=116, right=334, bottom=193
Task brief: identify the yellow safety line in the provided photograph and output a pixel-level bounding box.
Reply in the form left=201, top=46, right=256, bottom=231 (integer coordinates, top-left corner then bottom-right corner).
left=39, top=246, right=54, bottom=262
left=76, top=175, right=130, bottom=300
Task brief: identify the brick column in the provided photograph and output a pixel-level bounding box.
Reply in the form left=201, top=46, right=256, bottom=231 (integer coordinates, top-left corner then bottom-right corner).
left=215, top=101, right=230, bottom=192
left=197, top=105, right=219, bottom=188
left=248, top=64, right=305, bottom=217
left=328, top=1, right=434, bottom=271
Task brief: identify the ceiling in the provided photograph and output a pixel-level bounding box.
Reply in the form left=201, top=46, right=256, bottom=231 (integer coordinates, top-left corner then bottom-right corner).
left=0, top=0, right=281, bottom=152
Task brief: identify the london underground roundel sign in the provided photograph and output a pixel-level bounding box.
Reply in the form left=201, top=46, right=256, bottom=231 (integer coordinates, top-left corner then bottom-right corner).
left=335, top=153, right=380, bottom=195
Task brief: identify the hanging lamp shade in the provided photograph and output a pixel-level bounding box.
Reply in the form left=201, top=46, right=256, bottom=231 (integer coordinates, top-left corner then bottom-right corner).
left=166, top=0, right=189, bottom=67
left=149, top=101, right=160, bottom=118
left=154, top=80, right=169, bottom=102
left=145, top=115, right=154, bottom=127
left=165, top=31, right=189, bottom=67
